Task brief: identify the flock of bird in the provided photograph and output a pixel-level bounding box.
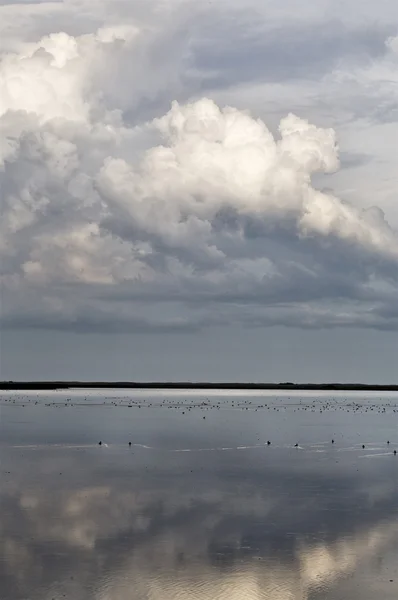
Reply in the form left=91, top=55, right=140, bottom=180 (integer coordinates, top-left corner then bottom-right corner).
left=95, top=439, right=396, bottom=453
left=1, top=393, right=397, bottom=454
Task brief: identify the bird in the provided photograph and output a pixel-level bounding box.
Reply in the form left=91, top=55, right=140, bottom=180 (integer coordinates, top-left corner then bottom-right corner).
left=99, top=441, right=102, bottom=446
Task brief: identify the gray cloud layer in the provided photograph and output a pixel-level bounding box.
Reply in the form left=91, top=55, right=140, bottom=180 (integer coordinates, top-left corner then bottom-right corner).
left=1, top=0, right=398, bottom=337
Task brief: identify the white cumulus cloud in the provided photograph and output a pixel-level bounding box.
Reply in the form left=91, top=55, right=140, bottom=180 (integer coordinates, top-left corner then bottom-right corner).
left=1, top=3, right=398, bottom=333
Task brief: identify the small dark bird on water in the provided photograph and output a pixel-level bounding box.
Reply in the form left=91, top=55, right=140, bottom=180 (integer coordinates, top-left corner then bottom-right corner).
left=332, top=439, right=335, bottom=444
left=267, top=441, right=271, bottom=445
left=394, top=450, right=397, bottom=455
left=129, top=442, right=132, bottom=446
left=362, top=444, right=365, bottom=449
left=294, top=443, right=299, bottom=447
left=99, top=441, right=102, bottom=446
left=387, top=441, right=390, bottom=444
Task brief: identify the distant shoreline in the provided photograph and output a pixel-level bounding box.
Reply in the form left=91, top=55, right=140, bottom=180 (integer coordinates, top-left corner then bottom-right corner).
left=1, top=382, right=398, bottom=391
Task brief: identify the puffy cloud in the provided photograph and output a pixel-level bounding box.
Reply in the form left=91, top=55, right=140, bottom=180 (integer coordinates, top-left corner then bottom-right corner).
left=98, top=98, right=398, bottom=260
left=1, top=4, right=398, bottom=333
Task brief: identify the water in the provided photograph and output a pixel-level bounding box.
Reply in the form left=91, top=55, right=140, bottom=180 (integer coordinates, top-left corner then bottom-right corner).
left=1, top=390, right=398, bottom=599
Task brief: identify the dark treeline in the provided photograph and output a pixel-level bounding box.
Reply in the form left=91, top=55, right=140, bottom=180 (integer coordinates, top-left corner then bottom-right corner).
left=1, top=381, right=398, bottom=391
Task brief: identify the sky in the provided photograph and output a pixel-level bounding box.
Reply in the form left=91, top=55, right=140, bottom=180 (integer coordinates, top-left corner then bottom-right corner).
left=0, top=0, right=397, bottom=382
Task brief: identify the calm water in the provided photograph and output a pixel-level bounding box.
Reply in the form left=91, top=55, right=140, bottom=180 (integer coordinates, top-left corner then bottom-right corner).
left=1, top=390, right=398, bottom=600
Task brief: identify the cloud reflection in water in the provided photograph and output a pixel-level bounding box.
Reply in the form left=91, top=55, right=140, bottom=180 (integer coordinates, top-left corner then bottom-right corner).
left=0, top=394, right=398, bottom=599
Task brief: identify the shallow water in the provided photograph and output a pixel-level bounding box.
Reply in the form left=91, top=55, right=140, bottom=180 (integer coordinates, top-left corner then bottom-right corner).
left=1, top=390, right=398, bottom=599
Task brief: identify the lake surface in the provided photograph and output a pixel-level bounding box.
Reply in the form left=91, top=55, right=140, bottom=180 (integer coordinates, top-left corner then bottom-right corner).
left=1, top=390, right=398, bottom=600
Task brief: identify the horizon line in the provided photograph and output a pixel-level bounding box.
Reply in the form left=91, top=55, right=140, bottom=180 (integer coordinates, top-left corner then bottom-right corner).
left=1, top=381, right=398, bottom=391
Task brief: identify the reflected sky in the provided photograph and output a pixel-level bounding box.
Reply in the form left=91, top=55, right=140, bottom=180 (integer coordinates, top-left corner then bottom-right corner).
left=1, top=391, right=398, bottom=599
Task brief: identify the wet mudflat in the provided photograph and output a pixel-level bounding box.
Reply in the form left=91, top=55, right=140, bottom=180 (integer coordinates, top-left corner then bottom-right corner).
left=1, top=390, right=398, bottom=599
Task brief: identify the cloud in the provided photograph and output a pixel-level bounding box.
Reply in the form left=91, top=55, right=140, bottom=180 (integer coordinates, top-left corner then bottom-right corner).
left=190, top=17, right=393, bottom=91
left=1, top=3, right=398, bottom=334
